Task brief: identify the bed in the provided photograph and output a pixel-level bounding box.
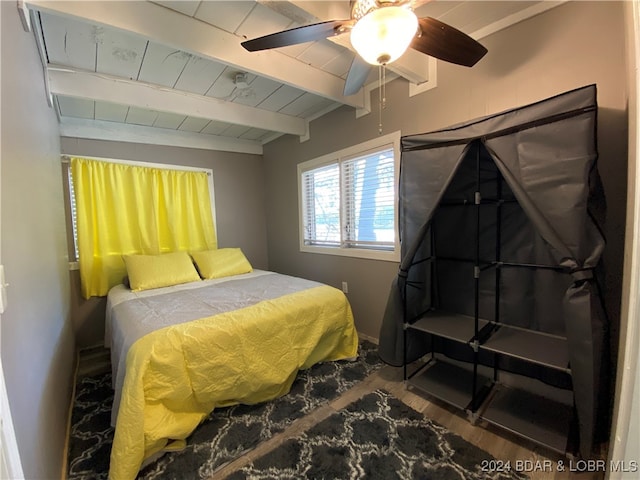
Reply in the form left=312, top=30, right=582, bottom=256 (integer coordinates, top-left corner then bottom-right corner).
left=105, top=267, right=358, bottom=480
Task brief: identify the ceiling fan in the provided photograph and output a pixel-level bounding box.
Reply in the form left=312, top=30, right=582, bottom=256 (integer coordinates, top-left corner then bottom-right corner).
left=241, top=0, right=488, bottom=96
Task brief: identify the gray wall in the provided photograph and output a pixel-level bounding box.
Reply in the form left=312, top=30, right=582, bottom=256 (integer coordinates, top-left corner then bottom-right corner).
left=263, top=1, right=628, bottom=342
left=60, top=138, right=268, bottom=348
left=0, top=3, right=76, bottom=478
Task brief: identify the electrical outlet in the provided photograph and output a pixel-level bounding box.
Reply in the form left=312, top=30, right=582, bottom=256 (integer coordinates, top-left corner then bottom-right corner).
left=341, top=281, right=348, bottom=294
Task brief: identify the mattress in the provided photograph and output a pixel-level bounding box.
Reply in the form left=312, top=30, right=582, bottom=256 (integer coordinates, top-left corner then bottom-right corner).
left=106, top=270, right=358, bottom=480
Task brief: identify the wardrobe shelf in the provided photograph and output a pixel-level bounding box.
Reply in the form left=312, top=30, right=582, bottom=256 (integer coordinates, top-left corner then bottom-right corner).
left=439, top=198, right=519, bottom=206
left=480, top=325, right=570, bottom=372
left=480, top=385, right=573, bottom=455
left=414, top=256, right=563, bottom=272
left=409, top=310, right=489, bottom=343
left=407, top=360, right=492, bottom=411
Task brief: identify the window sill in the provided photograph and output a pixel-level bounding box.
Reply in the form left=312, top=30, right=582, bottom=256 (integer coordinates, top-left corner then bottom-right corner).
left=300, top=245, right=400, bottom=262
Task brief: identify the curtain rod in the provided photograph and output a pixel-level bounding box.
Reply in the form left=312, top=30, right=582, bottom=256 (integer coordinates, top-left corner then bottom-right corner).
left=59, top=154, right=211, bottom=175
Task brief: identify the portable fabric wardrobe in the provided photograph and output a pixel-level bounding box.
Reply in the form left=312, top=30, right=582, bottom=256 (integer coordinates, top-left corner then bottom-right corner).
left=379, top=84, right=608, bottom=458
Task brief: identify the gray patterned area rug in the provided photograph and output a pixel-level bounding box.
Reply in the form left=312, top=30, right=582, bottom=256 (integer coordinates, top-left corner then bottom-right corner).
left=225, top=389, right=528, bottom=480
left=67, top=340, right=382, bottom=479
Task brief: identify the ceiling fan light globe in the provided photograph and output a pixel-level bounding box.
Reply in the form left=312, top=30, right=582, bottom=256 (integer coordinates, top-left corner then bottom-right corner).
left=350, top=6, right=418, bottom=66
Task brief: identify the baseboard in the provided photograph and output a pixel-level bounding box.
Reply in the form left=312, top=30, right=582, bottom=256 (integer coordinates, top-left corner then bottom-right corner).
left=61, top=350, right=80, bottom=480
left=358, top=332, right=379, bottom=345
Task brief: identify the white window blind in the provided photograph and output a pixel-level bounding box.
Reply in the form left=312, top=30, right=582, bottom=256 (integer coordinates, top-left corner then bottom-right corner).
left=342, top=148, right=395, bottom=250
left=302, top=163, right=340, bottom=246
left=298, top=131, right=400, bottom=261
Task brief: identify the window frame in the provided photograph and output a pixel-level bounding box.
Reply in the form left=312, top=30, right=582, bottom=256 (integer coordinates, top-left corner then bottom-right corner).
left=62, top=155, right=217, bottom=268
left=297, top=131, right=401, bottom=262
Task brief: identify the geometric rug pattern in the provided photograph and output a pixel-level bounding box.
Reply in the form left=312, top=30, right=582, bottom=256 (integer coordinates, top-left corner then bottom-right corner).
left=66, top=373, right=115, bottom=478
left=224, top=389, right=528, bottom=480
left=67, top=341, right=382, bottom=479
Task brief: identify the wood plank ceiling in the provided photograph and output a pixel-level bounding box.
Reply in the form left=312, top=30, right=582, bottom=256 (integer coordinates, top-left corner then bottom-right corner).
left=21, top=1, right=563, bottom=154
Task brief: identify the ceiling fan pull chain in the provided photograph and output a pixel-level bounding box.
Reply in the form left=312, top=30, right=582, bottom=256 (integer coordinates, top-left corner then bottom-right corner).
left=378, top=65, right=382, bottom=134
left=378, top=64, right=387, bottom=135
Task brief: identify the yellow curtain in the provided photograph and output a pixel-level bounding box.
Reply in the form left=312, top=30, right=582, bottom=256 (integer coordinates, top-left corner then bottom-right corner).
left=71, top=157, right=217, bottom=298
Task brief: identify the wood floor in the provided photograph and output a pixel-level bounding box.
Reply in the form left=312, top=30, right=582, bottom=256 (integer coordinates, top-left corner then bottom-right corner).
left=214, top=364, right=607, bottom=480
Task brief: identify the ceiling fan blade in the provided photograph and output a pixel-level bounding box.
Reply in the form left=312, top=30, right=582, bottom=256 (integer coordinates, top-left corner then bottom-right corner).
left=343, top=55, right=371, bottom=96
left=241, top=20, right=351, bottom=52
left=411, top=17, right=488, bottom=67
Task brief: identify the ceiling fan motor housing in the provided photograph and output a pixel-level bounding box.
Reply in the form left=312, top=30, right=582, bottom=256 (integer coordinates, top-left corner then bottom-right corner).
left=350, top=5, right=419, bottom=65
left=352, top=0, right=408, bottom=20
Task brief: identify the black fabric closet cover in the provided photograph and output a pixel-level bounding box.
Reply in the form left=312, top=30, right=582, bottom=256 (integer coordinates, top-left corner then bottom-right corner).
left=379, top=84, right=607, bottom=458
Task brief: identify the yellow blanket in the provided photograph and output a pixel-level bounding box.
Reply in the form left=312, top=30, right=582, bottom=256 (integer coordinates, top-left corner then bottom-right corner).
left=109, top=285, right=358, bottom=479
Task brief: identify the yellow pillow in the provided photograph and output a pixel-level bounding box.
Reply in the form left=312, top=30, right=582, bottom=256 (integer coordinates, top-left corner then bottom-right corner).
left=191, top=248, right=253, bottom=279
left=123, top=251, right=201, bottom=291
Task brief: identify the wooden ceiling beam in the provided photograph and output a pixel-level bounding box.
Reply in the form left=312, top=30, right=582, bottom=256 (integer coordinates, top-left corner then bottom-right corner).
left=24, top=0, right=365, bottom=108
left=48, top=66, right=308, bottom=136
left=59, top=117, right=263, bottom=155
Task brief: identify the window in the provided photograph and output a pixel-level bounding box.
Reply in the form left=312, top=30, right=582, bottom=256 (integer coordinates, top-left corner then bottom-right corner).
left=298, top=131, right=401, bottom=261
left=63, top=156, right=217, bottom=298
